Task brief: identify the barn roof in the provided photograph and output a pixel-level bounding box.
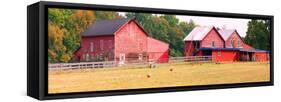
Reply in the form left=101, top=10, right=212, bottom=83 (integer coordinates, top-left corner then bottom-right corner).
left=147, top=37, right=169, bottom=52
left=218, top=29, right=236, bottom=41
left=81, top=18, right=133, bottom=36
left=183, top=26, right=214, bottom=41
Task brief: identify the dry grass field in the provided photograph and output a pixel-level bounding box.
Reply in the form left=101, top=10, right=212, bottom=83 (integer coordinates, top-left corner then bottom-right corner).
left=48, top=62, right=270, bottom=94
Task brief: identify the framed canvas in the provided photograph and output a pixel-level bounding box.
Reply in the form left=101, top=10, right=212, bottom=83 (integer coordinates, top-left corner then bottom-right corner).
left=27, top=1, right=274, bottom=100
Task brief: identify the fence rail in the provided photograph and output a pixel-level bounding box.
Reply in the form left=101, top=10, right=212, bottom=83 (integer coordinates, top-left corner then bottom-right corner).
left=49, top=56, right=214, bottom=71
left=169, top=56, right=214, bottom=63
left=49, top=61, right=116, bottom=70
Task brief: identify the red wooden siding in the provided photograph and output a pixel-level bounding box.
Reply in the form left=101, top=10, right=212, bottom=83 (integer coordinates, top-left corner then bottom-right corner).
left=147, top=37, right=169, bottom=63
left=201, top=28, right=224, bottom=48
left=184, top=27, right=224, bottom=57
left=114, top=20, right=148, bottom=62
left=74, top=36, right=115, bottom=61
left=184, top=41, right=195, bottom=56
left=212, top=50, right=240, bottom=61
left=225, top=31, right=254, bottom=49
left=254, top=52, right=269, bottom=61
left=225, top=31, right=243, bottom=48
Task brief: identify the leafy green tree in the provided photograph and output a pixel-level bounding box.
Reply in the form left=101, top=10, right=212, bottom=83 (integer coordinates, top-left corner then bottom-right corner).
left=245, top=20, right=270, bottom=50
left=160, top=15, right=179, bottom=27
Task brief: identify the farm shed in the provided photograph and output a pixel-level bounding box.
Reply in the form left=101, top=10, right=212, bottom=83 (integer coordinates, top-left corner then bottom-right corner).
left=254, top=50, right=269, bottom=61
left=199, top=48, right=240, bottom=62
left=74, top=18, right=169, bottom=64
left=184, top=26, right=269, bottom=62
left=147, top=37, right=169, bottom=63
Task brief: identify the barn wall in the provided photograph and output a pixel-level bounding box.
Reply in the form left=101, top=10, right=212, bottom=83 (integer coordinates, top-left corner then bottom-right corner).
left=148, top=50, right=169, bottom=63
left=225, top=32, right=243, bottom=48
left=114, top=21, right=148, bottom=62
left=184, top=41, right=195, bottom=56
left=212, top=50, right=239, bottom=61
left=147, top=37, right=169, bottom=63
left=255, top=52, right=269, bottom=61
left=242, top=43, right=254, bottom=49
left=201, top=28, right=224, bottom=48
left=75, top=36, right=115, bottom=61
left=225, top=31, right=254, bottom=49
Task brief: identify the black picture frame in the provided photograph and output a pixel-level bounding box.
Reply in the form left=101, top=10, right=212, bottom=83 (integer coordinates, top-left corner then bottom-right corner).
left=27, top=1, right=274, bottom=100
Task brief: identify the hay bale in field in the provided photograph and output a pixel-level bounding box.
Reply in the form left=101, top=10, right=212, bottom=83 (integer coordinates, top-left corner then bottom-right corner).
left=169, top=68, right=173, bottom=72
left=147, top=74, right=151, bottom=78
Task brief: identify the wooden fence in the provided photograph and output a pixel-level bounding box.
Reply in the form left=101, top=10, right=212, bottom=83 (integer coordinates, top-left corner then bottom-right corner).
left=49, top=61, right=116, bottom=70
left=169, top=56, right=214, bottom=63
left=49, top=56, right=214, bottom=71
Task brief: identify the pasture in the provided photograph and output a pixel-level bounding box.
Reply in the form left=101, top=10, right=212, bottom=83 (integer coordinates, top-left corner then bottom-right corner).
left=48, top=62, right=270, bottom=94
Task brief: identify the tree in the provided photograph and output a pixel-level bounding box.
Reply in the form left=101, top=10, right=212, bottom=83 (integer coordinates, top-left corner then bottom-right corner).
left=48, top=9, right=125, bottom=63
left=244, top=20, right=270, bottom=50
left=95, top=11, right=122, bottom=20
left=48, top=8, right=96, bottom=63
left=125, top=13, right=196, bottom=57
left=160, top=15, right=179, bottom=27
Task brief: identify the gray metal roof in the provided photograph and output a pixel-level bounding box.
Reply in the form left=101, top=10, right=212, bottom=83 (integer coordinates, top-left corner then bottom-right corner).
left=81, top=18, right=132, bottom=36
left=218, top=29, right=236, bottom=41
left=183, top=26, right=213, bottom=41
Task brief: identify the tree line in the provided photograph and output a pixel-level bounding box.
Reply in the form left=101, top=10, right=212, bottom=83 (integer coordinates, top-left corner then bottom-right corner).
left=48, top=9, right=196, bottom=63
left=48, top=8, right=122, bottom=63
left=48, top=8, right=270, bottom=63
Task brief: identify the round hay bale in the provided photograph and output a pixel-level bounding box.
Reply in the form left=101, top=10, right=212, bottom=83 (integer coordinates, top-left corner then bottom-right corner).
left=169, top=68, right=173, bottom=72
left=147, top=74, right=151, bottom=78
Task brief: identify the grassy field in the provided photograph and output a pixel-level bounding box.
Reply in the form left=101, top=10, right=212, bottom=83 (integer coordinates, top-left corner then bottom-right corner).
left=48, top=62, right=270, bottom=94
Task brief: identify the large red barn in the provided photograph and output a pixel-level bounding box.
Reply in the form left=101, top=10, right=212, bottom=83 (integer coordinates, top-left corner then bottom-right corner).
left=74, top=18, right=169, bottom=64
left=184, top=26, right=269, bottom=62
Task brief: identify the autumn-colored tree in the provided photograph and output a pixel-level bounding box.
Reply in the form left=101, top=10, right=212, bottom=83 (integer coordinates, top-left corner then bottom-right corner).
left=48, top=8, right=123, bottom=63
left=48, top=8, right=96, bottom=63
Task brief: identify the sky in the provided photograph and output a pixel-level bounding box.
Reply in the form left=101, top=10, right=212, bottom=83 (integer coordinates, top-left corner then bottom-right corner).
left=119, top=12, right=251, bottom=37
left=177, top=15, right=251, bottom=37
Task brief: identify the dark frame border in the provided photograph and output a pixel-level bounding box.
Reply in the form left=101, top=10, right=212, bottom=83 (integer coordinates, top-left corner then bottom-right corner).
left=39, top=1, right=273, bottom=100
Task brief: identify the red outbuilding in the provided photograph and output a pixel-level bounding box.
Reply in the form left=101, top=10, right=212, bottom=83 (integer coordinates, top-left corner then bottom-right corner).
left=74, top=18, right=169, bottom=64
left=183, top=26, right=225, bottom=56
left=147, top=37, right=169, bottom=63
left=184, top=26, right=269, bottom=62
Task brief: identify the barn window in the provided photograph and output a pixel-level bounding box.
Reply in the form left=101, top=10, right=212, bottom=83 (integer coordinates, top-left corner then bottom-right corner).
left=231, top=40, right=234, bottom=48
left=108, top=40, right=113, bottom=49
left=90, top=42, right=94, bottom=52
left=237, top=40, right=240, bottom=48
left=212, top=41, right=215, bottom=47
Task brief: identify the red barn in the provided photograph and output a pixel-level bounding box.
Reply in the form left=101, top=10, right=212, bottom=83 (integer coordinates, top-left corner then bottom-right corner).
left=218, top=29, right=269, bottom=61
left=183, top=26, right=225, bottom=56
left=74, top=18, right=169, bottom=64
left=184, top=26, right=269, bottom=62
